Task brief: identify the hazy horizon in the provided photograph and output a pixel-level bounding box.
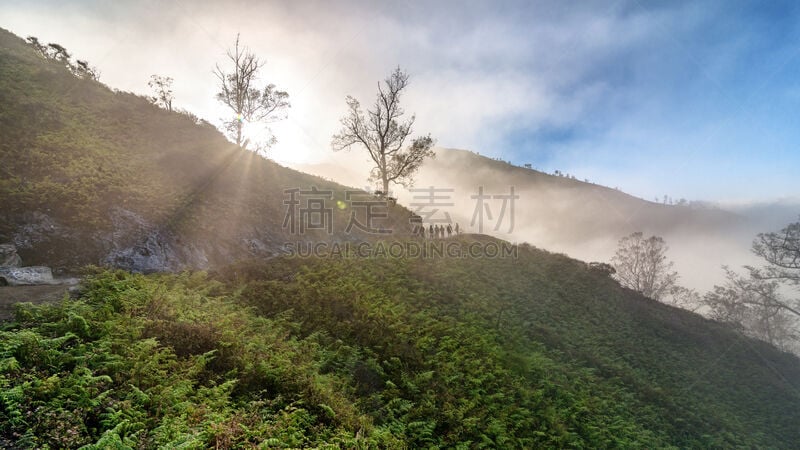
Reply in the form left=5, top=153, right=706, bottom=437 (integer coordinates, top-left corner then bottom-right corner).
left=290, top=146, right=797, bottom=292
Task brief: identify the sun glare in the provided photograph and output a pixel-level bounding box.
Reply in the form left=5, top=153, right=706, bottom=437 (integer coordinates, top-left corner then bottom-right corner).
left=253, top=120, right=316, bottom=165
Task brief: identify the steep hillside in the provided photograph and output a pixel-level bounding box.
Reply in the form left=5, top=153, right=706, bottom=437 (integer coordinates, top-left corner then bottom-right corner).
left=2, top=240, right=799, bottom=447
left=0, top=28, right=413, bottom=273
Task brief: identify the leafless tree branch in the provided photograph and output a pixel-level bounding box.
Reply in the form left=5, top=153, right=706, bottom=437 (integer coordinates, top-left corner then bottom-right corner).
left=331, top=67, right=434, bottom=194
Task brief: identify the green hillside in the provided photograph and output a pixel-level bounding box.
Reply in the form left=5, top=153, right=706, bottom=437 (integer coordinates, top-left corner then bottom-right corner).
left=0, top=27, right=412, bottom=273
left=2, top=239, right=799, bottom=448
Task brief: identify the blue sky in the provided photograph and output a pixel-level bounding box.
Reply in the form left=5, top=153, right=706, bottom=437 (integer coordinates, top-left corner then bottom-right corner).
left=1, top=0, right=799, bottom=203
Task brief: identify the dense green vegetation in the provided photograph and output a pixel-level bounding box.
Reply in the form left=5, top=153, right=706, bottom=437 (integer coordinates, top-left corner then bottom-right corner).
left=2, top=239, right=799, bottom=448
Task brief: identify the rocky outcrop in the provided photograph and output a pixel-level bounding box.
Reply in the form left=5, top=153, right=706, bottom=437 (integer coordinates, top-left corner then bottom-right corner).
left=0, top=266, right=54, bottom=286
left=102, top=207, right=210, bottom=273
left=6, top=211, right=86, bottom=274
left=0, top=243, right=78, bottom=286
left=0, top=244, right=22, bottom=267
left=104, top=229, right=184, bottom=273
left=11, top=211, right=77, bottom=255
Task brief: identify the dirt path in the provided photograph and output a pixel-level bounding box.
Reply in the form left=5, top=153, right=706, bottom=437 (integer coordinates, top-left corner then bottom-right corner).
left=0, top=285, right=72, bottom=321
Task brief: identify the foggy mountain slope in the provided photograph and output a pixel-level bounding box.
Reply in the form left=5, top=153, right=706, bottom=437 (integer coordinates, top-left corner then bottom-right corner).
left=412, top=149, right=795, bottom=291
left=407, top=149, right=799, bottom=291
left=0, top=28, right=413, bottom=272
left=297, top=148, right=765, bottom=290
left=299, top=147, right=743, bottom=239
left=416, top=148, right=741, bottom=234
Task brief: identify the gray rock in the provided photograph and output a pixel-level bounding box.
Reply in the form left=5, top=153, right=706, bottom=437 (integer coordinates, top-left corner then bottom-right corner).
left=0, top=244, right=22, bottom=267
left=105, top=230, right=180, bottom=273
left=12, top=211, right=67, bottom=249
left=102, top=207, right=213, bottom=273
left=103, top=207, right=179, bottom=272
left=0, top=266, right=55, bottom=286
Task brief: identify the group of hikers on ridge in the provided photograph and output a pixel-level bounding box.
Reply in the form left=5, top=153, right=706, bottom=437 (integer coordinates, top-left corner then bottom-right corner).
left=412, top=222, right=460, bottom=239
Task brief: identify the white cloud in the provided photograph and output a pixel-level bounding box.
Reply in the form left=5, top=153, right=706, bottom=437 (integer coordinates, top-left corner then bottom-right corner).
left=2, top=0, right=797, bottom=201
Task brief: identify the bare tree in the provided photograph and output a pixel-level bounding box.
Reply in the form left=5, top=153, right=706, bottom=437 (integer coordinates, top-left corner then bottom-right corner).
left=214, top=34, right=290, bottom=148
left=666, top=285, right=703, bottom=312
left=332, top=67, right=434, bottom=195
left=705, top=267, right=799, bottom=352
left=148, top=75, right=174, bottom=111
left=750, top=218, right=800, bottom=288
left=611, top=232, right=679, bottom=301
left=701, top=219, right=800, bottom=353
left=714, top=218, right=800, bottom=321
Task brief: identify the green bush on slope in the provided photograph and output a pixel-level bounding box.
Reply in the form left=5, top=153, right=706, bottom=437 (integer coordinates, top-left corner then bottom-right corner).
left=0, top=270, right=395, bottom=448
left=3, top=241, right=798, bottom=448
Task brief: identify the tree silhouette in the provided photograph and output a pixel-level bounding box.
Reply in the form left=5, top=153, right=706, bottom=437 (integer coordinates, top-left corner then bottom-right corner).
left=611, top=232, right=678, bottom=301
left=332, top=67, right=434, bottom=195
left=705, top=267, right=798, bottom=352
left=25, top=37, right=98, bottom=80
left=750, top=218, right=800, bottom=290
left=148, top=75, right=174, bottom=111
left=214, top=34, right=289, bottom=148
